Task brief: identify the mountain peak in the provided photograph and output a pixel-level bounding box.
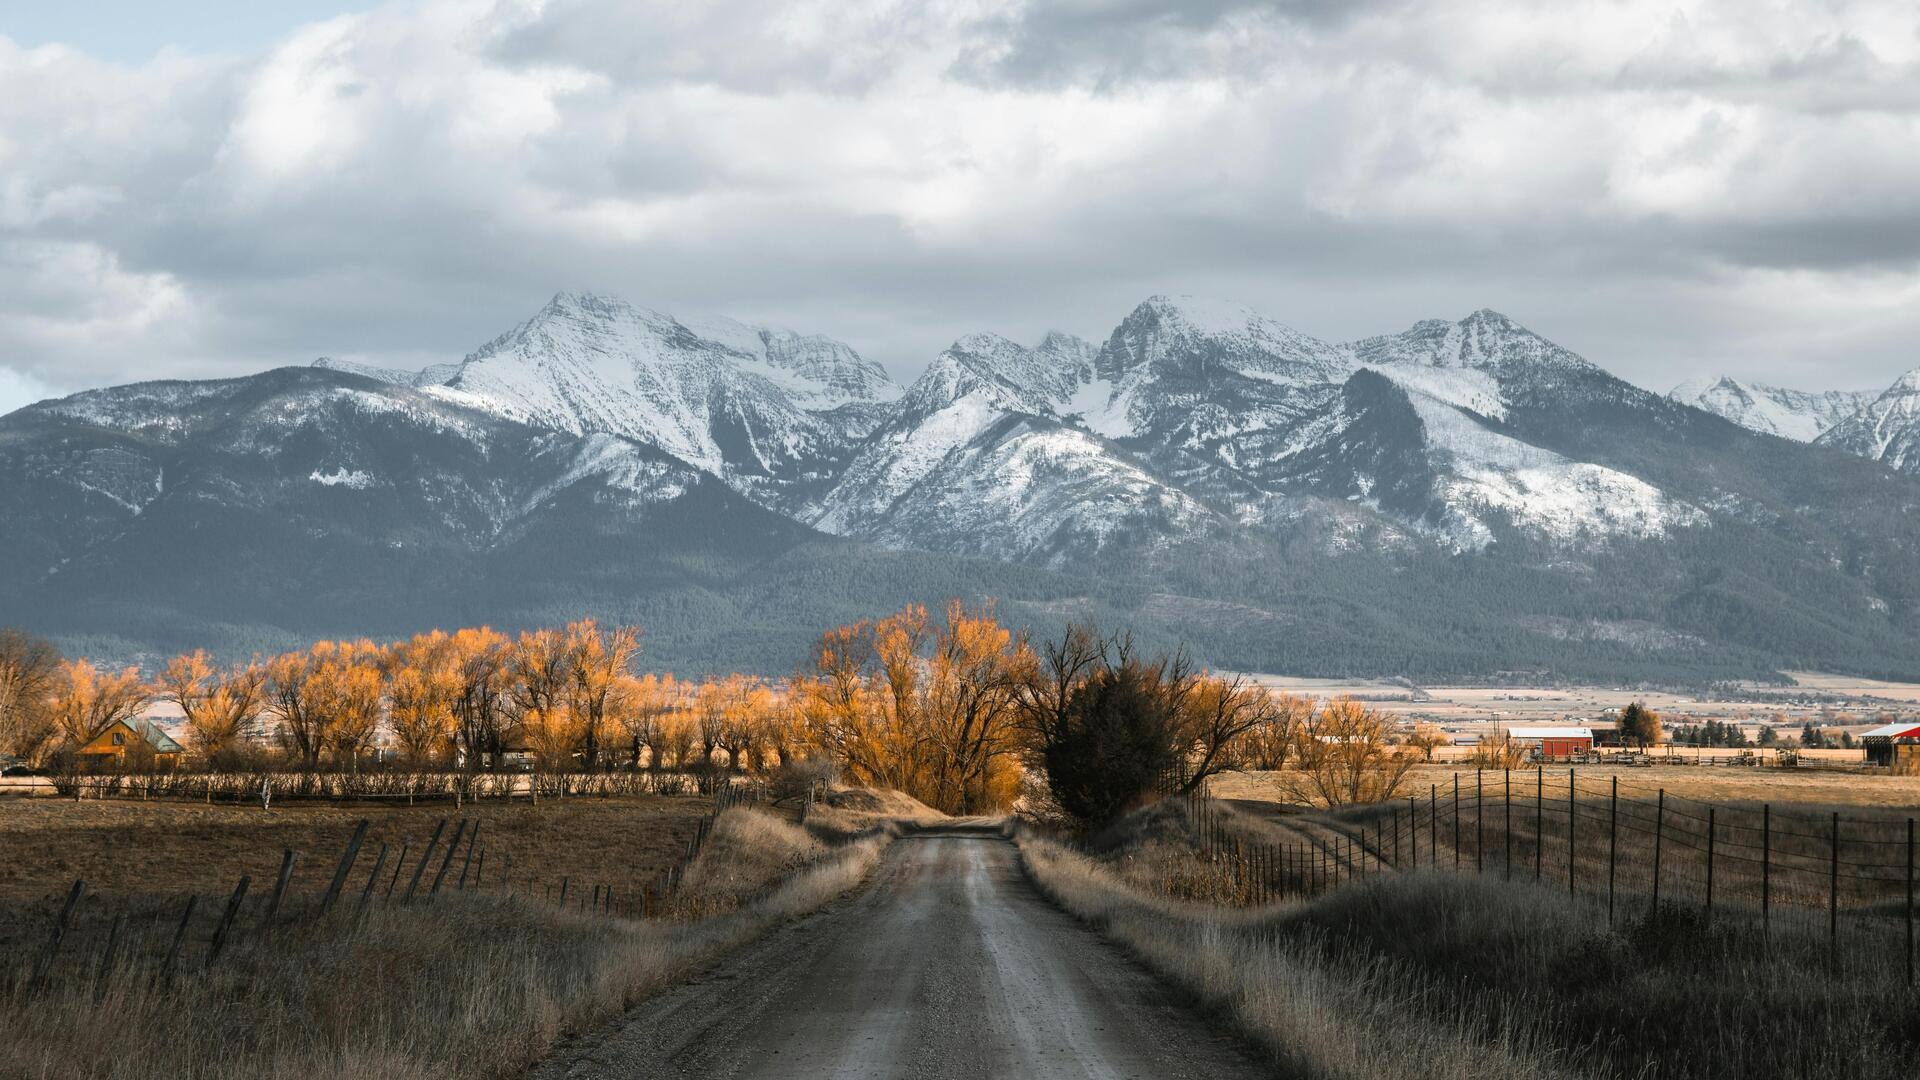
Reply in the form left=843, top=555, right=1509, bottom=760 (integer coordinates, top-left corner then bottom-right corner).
left=1352, top=309, right=1595, bottom=377
left=1096, top=294, right=1352, bottom=385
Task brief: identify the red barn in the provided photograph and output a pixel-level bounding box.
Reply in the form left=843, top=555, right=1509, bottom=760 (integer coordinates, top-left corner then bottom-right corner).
left=1861, top=721, right=1920, bottom=768
left=1508, top=726, right=1594, bottom=762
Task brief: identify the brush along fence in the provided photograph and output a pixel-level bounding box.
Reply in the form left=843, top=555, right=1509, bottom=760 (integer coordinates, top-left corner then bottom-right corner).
left=1173, top=769, right=1918, bottom=985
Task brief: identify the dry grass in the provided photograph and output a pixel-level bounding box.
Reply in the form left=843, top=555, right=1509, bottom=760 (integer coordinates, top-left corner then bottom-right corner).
left=1018, top=829, right=1575, bottom=1080
left=0, top=795, right=711, bottom=903
left=1213, top=764, right=1920, bottom=812
left=0, top=805, right=896, bottom=1080
left=1024, top=797, right=1920, bottom=1080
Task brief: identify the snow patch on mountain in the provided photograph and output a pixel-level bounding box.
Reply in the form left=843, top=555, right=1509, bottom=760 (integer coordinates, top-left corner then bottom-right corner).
left=309, top=467, right=376, bottom=489
left=1406, top=392, right=1702, bottom=548
left=1668, top=376, right=1872, bottom=442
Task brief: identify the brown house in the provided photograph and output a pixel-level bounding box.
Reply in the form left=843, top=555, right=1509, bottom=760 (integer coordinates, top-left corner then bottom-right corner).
left=76, top=718, right=185, bottom=771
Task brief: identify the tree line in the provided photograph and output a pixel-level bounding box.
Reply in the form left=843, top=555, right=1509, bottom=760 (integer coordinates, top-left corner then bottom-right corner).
left=0, top=604, right=1420, bottom=823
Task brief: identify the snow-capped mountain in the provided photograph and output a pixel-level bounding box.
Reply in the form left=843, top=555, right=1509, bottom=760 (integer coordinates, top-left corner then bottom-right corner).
left=364, top=292, right=900, bottom=512
left=1817, top=367, right=1920, bottom=474
left=7, top=292, right=1920, bottom=682
left=1668, top=376, right=1874, bottom=442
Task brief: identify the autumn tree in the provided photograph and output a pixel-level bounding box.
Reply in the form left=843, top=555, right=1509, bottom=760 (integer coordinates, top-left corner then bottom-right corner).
left=449, top=627, right=510, bottom=768
left=1619, top=702, right=1663, bottom=749
left=1231, top=690, right=1311, bottom=771
left=48, top=659, right=151, bottom=749
left=0, top=629, right=62, bottom=765
left=266, top=640, right=384, bottom=768
left=158, top=650, right=266, bottom=764
left=1406, top=721, right=1449, bottom=762
left=799, top=601, right=1028, bottom=814
left=563, top=619, right=643, bottom=770
left=617, top=672, right=682, bottom=769
left=1288, top=697, right=1418, bottom=806
left=385, top=631, right=460, bottom=765
left=506, top=626, right=572, bottom=767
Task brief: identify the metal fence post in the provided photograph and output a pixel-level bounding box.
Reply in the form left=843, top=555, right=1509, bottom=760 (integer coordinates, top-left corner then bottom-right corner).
left=1568, top=769, right=1576, bottom=898
left=1452, top=774, right=1461, bottom=870
left=1607, top=776, right=1618, bottom=927
left=1705, top=807, right=1716, bottom=919
left=1534, top=767, right=1544, bottom=883
left=1762, top=804, right=1771, bottom=940
left=1475, top=770, right=1484, bottom=873
left=1409, top=796, right=1418, bottom=869
left=1504, top=769, right=1513, bottom=881
left=1829, top=811, right=1839, bottom=972
left=1905, top=817, right=1913, bottom=988
left=1652, top=790, right=1665, bottom=914
left=1429, top=785, right=1438, bottom=868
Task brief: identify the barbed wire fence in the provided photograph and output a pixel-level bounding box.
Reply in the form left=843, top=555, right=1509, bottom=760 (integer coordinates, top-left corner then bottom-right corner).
left=1173, top=768, right=1916, bottom=986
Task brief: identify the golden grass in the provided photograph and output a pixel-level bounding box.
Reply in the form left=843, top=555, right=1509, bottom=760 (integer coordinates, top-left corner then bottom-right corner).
left=0, top=805, right=895, bottom=1080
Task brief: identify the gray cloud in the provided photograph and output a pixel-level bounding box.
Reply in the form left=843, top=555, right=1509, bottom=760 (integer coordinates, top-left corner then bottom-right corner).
left=2, top=0, right=1918, bottom=410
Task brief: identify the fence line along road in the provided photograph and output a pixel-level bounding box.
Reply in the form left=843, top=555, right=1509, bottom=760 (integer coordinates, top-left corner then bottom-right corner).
left=1177, top=768, right=1917, bottom=986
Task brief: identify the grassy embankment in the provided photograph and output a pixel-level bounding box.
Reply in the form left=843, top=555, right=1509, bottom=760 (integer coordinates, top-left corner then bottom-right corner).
left=1018, top=791, right=1919, bottom=1080
left=0, top=789, right=926, bottom=1080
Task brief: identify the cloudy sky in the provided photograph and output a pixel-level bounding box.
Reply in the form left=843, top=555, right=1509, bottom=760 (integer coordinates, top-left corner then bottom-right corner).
left=2, top=0, right=1918, bottom=415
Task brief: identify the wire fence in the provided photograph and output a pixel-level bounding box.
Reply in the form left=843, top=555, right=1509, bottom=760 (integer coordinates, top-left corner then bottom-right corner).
left=7, top=777, right=775, bottom=1010
left=1176, top=769, right=1918, bottom=985
left=34, top=767, right=739, bottom=806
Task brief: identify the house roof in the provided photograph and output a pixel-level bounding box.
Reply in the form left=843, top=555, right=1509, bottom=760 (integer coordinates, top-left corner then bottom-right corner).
left=1508, top=726, right=1594, bottom=740
left=1860, top=722, right=1920, bottom=740
left=87, top=717, right=184, bottom=754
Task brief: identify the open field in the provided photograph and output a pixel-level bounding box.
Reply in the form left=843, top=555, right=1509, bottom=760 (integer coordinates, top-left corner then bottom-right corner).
left=1241, top=670, right=1920, bottom=729
left=1214, top=763, right=1920, bottom=812
left=0, top=794, right=712, bottom=906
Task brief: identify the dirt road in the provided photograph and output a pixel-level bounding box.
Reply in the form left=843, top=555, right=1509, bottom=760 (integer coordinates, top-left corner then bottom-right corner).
left=533, top=824, right=1270, bottom=1079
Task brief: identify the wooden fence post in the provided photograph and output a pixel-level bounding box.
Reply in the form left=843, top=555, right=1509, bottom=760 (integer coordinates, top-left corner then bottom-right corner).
left=429, top=819, right=469, bottom=896
left=208, top=875, right=250, bottom=967
left=559, top=877, right=570, bottom=905
left=93, top=912, right=125, bottom=1004
left=458, top=820, right=482, bottom=889
left=320, top=820, right=370, bottom=914
left=357, top=843, right=391, bottom=918
left=404, top=819, right=449, bottom=902
left=28, top=880, right=85, bottom=996
left=264, top=849, right=298, bottom=926
left=474, top=845, right=485, bottom=888
left=157, top=894, right=196, bottom=989
left=387, top=841, right=410, bottom=900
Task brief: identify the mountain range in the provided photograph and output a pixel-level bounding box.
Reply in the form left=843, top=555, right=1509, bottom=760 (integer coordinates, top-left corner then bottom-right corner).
left=4, top=292, right=1918, bottom=684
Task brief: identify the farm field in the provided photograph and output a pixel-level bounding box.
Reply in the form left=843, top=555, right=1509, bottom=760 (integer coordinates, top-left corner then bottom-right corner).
left=1213, top=763, right=1920, bottom=812
left=0, top=794, right=712, bottom=911
left=1242, top=670, right=1920, bottom=727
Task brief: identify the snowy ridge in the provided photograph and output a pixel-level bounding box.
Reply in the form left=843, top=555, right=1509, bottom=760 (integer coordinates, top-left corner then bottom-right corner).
left=1817, top=367, right=1920, bottom=473
left=1668, top=376, right=1873, bottom=442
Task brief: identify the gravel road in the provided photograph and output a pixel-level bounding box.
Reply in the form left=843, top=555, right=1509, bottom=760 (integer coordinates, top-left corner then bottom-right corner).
left=532, top=823, right=1271, bottom=1080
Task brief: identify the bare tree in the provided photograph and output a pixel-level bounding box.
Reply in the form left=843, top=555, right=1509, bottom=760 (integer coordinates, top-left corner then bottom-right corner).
left=0, top=629, right=62, bottom=764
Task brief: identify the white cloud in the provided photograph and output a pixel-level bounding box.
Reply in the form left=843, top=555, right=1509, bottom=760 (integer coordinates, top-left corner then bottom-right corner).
left=0, top=0, right=1917, bottom=400
left=0, top=366, right=59, bottom=415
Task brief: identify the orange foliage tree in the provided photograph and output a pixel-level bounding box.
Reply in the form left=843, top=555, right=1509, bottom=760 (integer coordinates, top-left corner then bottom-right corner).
left=158, top=650, right=266, bottom=764
left=48, top=659, right=151, bottom=749
left=798, top=601, right=1028, bottom=814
